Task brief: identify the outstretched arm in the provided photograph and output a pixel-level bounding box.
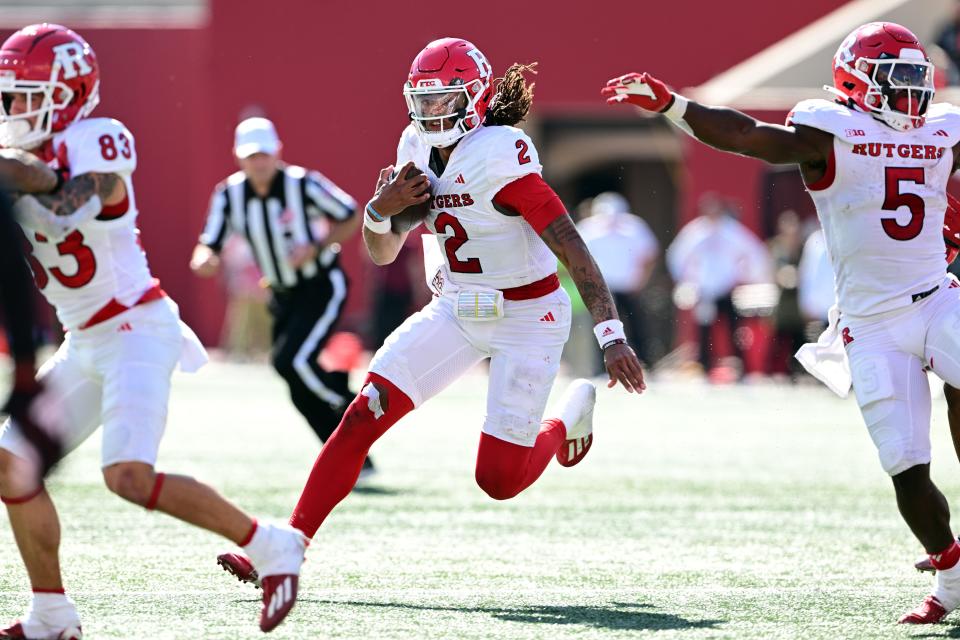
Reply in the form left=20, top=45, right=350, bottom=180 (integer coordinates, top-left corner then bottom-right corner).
left=603, top=72, right=831, bottom=169
left=540, top=214, right=646, bottom=393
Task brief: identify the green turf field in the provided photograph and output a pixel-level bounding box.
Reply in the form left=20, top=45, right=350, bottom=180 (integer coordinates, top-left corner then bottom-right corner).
left=3, top=362, right=960, bottom=639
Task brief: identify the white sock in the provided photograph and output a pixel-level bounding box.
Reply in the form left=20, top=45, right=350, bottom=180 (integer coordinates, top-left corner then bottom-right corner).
left=23, top=592, right=80, bottom=637
left=935, top=562, right=960, bottom=611
left=242, top=522, right=272, bottom=566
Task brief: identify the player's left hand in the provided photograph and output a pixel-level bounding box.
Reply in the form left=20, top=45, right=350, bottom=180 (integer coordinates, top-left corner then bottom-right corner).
left=287, top=242, right=320, bottom=268
left=604, top=342, right=646, bottom=394
left=601, top=72, right=673, bottom=112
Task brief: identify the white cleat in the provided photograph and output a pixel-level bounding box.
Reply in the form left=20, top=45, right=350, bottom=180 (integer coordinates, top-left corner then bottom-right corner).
left=552, top=378, right=596, bottom=467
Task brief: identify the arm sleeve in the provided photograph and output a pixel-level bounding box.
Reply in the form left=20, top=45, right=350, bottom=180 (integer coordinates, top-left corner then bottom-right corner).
left=304, top=171, right=356, bottom=222
left=198, top=184, right=231, bottom=252
left=0, top=189, right=36, bottom=361
left=493, top=173, right=567, bottom=234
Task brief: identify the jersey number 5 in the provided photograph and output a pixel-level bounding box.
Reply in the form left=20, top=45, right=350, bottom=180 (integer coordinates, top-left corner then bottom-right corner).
left=26, top=230, right=97, bottom=290
left=882, top=167, right=925, bottom=241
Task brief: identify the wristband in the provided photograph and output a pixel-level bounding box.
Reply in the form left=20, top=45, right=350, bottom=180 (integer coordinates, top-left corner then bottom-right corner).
left=661, top=93, right=688, bottom=121
left=593, top=319, right=627, bottom=350
left=364, top=209, right=392, bottom=234
left=365, top=201, right=385, bottom=222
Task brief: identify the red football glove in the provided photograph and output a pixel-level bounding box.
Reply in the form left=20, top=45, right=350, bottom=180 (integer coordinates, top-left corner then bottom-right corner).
left=945, top=192, right=960, bottom=264
left=601, top=72, right=674, bottom=112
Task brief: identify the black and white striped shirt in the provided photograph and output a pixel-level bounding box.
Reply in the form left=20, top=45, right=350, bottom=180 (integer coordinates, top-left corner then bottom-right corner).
left=199, top=164, right=356, bottom=289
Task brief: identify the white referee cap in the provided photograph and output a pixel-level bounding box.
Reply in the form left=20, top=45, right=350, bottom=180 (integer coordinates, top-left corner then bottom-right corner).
left=234, top=117, right=280, bottom=158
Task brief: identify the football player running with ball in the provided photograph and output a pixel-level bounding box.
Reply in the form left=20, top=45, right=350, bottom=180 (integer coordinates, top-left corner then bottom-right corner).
left=0, top=24, right=306, bottom=638
left=606, top=22, right=960, bottom=624
left=217, top=37, right=645, bottom=629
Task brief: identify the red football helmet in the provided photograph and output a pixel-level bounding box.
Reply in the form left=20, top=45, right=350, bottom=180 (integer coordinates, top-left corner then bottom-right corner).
left=0, top=24, right=100, bottom=149
left=403, top=38, right=494, bottom=148
left=830, top=22, right=934, bottom=132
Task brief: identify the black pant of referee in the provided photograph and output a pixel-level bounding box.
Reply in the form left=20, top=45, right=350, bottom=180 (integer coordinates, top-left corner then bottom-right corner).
left=269, top=273, right=351, bottom=442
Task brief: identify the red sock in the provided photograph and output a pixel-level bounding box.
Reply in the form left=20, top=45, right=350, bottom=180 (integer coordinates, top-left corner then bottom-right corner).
left=931, top=539, right=960, bottom=570
left=474, top=418, right=566, bottom=500
left=289, top=373, right=413, bottom=538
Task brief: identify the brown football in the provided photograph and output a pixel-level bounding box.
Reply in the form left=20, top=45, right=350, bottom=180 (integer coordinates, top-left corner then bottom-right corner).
left=390, top=165, right=432, bottom=233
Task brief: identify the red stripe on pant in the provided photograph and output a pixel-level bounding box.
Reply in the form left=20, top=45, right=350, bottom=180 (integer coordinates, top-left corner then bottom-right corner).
left=289, top=373, right=414, bottom=538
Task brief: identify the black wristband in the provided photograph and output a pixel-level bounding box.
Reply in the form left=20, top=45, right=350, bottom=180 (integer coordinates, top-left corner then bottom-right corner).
left=602, top=338, right=627, bottom=351
left=659, top=94, right=676, bottom=114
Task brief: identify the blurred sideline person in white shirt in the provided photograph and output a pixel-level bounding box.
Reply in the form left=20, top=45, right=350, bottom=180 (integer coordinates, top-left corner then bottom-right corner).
left=666, top=194, right=771, bottom=374
left=577, top=191, right=658, bottom=366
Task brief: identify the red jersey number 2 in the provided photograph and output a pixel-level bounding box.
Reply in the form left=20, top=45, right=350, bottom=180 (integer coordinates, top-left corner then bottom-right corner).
left=434, top=212, right=482, bottom=274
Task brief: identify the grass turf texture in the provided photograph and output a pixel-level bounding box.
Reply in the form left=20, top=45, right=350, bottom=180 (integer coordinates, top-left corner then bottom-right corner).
left=2, top=362, right=959, bottom=639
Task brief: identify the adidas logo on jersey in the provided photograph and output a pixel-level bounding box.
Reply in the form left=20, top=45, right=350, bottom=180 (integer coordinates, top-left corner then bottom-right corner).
left=851, top=142, right=944, bottom=159
left=455, top=174, right=466, bottom=184
left=539, top=312, right=556, bottom=322
left=117, top=322, right=133, bottom=332
left=430, top=193, right=474, bottom=210
left=935, top=129, right=950, bottom=137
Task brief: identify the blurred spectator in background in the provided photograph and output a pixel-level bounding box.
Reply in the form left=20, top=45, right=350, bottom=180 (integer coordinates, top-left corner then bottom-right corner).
left=667, top=194, right=770, bottom=376
left=766, top=210, right=806, bottom=377
left=577, top=191, right=658, bottom=368
left=798, top=227, right=836, bottom=337
left=935, top=2, right=960, bottom=85
left=219, top=236, right=271, bottom=361
left=190, top=117, right=365, bottom=464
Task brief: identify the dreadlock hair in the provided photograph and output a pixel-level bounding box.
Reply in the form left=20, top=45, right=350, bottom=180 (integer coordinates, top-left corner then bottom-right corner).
left=484, top=62, right=537, bottom=127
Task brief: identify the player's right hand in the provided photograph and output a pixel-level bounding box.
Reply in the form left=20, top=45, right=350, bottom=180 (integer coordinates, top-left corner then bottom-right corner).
left=601, top=72, right=673, bottom=112
left=369, top=161, right=430, bottom=217
left=604, top=342, right=646, bottom=394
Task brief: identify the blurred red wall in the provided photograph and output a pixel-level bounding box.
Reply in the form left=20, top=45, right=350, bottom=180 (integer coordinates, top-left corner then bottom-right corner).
left=4, top=0, right=843, bottom=343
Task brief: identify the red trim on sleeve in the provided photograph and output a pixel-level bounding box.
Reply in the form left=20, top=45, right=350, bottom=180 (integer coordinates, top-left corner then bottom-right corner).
left=96, top=192, right=130, bottom=221
left=805, top=146, right=836, bottom=192
left=493, top=173, right=567, bottom=234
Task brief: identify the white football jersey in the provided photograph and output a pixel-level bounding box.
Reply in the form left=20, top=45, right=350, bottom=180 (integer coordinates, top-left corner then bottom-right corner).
left=789, top=99, right=960, bottom=317
left=395, top=124, right=557, bottom=290
left=23, top=117, right=155, bottom=330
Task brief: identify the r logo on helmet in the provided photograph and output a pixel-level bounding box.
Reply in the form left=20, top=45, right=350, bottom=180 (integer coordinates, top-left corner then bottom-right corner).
left=466, top=48, right=491, bottom=80
left=52, top=42, right=92, bottom=79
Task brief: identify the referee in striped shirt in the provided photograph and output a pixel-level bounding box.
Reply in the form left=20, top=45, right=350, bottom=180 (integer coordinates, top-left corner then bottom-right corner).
left=190, top=118, right=362, bottom=456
